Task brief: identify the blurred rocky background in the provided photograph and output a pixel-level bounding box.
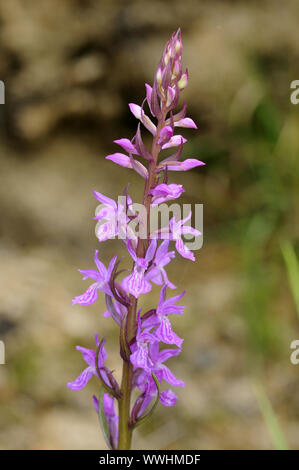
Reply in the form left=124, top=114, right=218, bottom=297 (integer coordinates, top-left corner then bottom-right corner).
left=0, top=0, right=299, bottom=449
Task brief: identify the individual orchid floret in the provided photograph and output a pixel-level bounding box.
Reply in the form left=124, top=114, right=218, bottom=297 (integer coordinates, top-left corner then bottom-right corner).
left=72, top=251, right=117, bottom=306
left=157, top=126, right=173, bottom=146
left=161, top=134, right=187, bottom=149
left=114, top=138, right=137, bottom=155
left=122, top=239, right=157, bottom=298
left=174, top=117, right=197, bottom=129
left=158, top=158, right=205, bottom=172
left=169, top=211, right=201, bottom=261
left=93, top=190, right=138, bottom=241
left=150, top=183, right=185, bottom=206
left=141, top=286, right=185, bottom=347
left=148, top=342, right=185, bottom=389
left=105, top=153, right=148, bottom=179
left=129, top=103, right=157, bottom=135
left=93, top=190, right=122, bottom=242
left=130, top=312, right=156, bottom=372
left=152, top=286, right=185, bottom=347
left=145, top=240, right=176, bottom=290
left=135, top=342, right=184, bottom=410
left=67, top=336, right=107, bottom=390
left=178, top=69, right=189, bottom=91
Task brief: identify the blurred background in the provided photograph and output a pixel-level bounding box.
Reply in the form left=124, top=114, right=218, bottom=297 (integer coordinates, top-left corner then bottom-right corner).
left=0, top=0, right=299, bottom=450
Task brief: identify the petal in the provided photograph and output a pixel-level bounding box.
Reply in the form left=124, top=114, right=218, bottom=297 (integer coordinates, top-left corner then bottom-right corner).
left=180, top=225, right=201, bottom=237
left=160, top=267, right=177, bottom=290
left=145, top=83, right=153, bottom=114
left=148, top=341, right=160, bottom=363
left=76, top=346, right=96, bottom=367
left=129, top=103, right=142, bottom=120
left=158, top=285, right=167, bottom=307
left=129, top=103, right=157, bottom=135
left=145, top=239, right=157, bottom=262
left=155, top=240, right=170, bottom=261
left=174, top=117, right=197, bottom=129
left=122, top=272, right=151, bottom=298
left=96, top=220, right=117, bottom=242
left=72, top=283, right=99, bottom=306
left=162, top=135, right=187, bottom=150
left=145, top=267, right=163, bottom=285
left=175, top=238, right=195, bottom=261
left=178, top=70, right=189, bottom=90
left=166, top=86, right=176, bottom=107
left=126, top=240, right=137, bottom=262
left=141, top=313, right=160, bottom=330
left=107, top=255, right=117, bottom=279
left=94, top=250, right=108, bottom=279
left=78, top=269, right=102, bottom=282
left=130, top=344, right=151, bottom=371
left=162, top=291, right=185, bottom=313
left=169, top=159, right=205, bottom=171
left=106, top=153, right=132, bottom=168
left=128, top=156, right=149, bottom=179
left=155, top=317, right=183, bottom=347
left=157, top=347, right=181, bottom=364
left=92, top=190, right=117, bottom=208
left=160, top=389, right=178, bottom=407
left=94, top=205, right=115, bottom=221
left=158, top=126, right=173, bottom=146
left=114, top=138, right=138, bottom=155
left=67, top=367, right=93, bottom=390
left=161, top=365, right=185, bottom=387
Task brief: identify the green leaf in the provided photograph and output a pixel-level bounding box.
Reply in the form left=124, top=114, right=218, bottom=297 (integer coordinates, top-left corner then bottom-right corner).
left=254, top=382, right=289, bottom=450
left=97, top=388, right=113, bottom=450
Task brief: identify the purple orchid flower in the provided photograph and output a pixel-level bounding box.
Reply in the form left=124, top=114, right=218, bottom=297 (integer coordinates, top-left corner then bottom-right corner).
left=145, top=240, right=176, bottom=289
left=67, top=335, right=107, bottom=390
left=142, top=286, right=185, bottom=348
left=154, top=286, right=185, bottom=348
left=158, top=158, right=205, bottom=172
left=121, top=239, right=157, bottom=298
left=135, top=341, right=184, bottom=412
left=93, top=190, right=137, bottom=242
left=169, top=211, right=201, bottom=261
left=72, top=251, right=117, bottom=306
left=150, top=183, right=185, bottom=206
left=130, top=311, right=156, bottom=372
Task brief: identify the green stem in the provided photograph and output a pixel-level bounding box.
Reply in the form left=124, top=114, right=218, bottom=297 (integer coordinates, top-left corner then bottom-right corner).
left=117, top=360, right=133, bottom=449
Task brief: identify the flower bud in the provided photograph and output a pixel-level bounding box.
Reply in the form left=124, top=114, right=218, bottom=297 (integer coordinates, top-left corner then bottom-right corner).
left=178, top=70, right=188, bottom=90
left=166, top=86, right=176, bottom=107
left=156, top=66, right=162, bottom=85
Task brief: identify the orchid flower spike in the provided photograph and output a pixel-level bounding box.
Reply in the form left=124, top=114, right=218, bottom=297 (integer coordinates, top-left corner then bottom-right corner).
left=69, top=28, right=205, bottom=451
